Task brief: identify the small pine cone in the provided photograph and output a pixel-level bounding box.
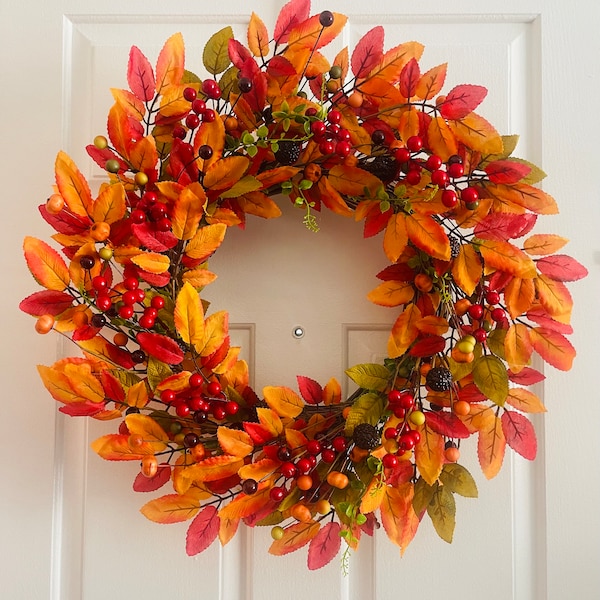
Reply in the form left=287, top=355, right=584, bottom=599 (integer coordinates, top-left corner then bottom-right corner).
left=426, top=367, right=453, bottom=392
left=353, top=423, right=380, bottom=450
left=449, top=236, right=461, bottom=259
left=362, top=155, right=398, bottom=183
left=274, top=141, right=301, bottom=165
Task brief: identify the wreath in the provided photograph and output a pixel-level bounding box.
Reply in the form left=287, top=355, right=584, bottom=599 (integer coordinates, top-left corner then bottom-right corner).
left=20, top=0, right=587, bottom=570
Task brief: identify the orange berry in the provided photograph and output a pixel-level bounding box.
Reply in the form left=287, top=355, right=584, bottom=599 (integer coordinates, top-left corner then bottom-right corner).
left=291, top=503, right=312, bottom=522
left=326, top=471, right=349, bottom=489
left=141, top=455, right=158, bottom=478
left=35, top=314, right=55, bottom=334
left=453, top=400, right=471, bottom=416
left=189, top=443, right=206, bottom=462
left=113, top=332, right=129, bottom=346
left=350, top=446, right=369, bottom=462
left=419, top=363, right=432, bottom=377
left=451, top=346, right=475, bottom=364
left=224, top=116, right=239, bottom=131
left=342, top=406, right=352, bottom=419
left=296, top=474, right=313, bottom=491
left=454, top=298, right=472, bottom=316
left=303, top=162, right=322, bottom=182
left=46, top=193, right=64, bottom=214
left=326, top=80, right=340, bottom=93
left=315, top=499, right=331, bottom=515
left=347, top=92, right=363, bottom=108
left=445, top=446, right=460, bottom=462
left=90, top=221, right=111, bottom=242
left=128, top=434, right=144, bottom=449
left=414, top=273, right=433, bottom=293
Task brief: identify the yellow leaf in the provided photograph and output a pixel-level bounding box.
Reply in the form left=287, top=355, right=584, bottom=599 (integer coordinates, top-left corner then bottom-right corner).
left=140, top=489, right=205, bottom=524
left=174, top=281, right=205, bottom=348
left=322, top=377, right=341, bottom=406
left=256, top=407, right=284, bottom=437
left=477, top=416, right=506, bottom=479
left=204, top=156, right=250, bottom=191
left=248, top=12, right=269, bottom=57
left=383, top=213, right=408, bottom=263
left=388, top=303, right=421, bottom=358
left=367, top=280, right=414, bottom=307
left=360, top=475, right=386, bottom=514
left=125, top=380, right=149, bottom=408
left=448, top=112, right=503, bottom=154
left=92, top=182, right=126, bottom=225
left=263, top=386, right=304, bottom=418
left=55, top=151, right=92, bottom=218
left=198, top=310, right=228, bottom=357
left=238, top=458, right=279, bottom=481
left=172, top=183, right=206, bottom=240
left=414, top=422, right=444, bottom=485
left=285, top=427, right=308, bottom=450
left=125, top=413, right=168, bottom=452
left=219, top=175, right=263, bottom=199
left=155, top=33, right=185, bottom=95
left=24, top=237, right=70, bottom=291
left=130, top=252, right=170, bottom=274
left=182, top=268, right=218, bottom=288
left=236, top=191, right=282, bottom=219
left=129, top=135, right=158, bottom=173
left=185, top=223, right=227, bottom=261
left=217, top=427, right=254, bottom=457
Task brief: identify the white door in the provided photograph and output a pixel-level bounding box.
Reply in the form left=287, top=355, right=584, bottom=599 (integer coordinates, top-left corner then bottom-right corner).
left=2, top=1, right=599, bottom=599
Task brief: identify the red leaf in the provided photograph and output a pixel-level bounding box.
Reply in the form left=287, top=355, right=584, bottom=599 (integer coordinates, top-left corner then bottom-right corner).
left=38, top=204, right=89, bottom=236
left=243, top=422, right=275, bottom=444
left=100, top=371, right=126, bottom=402
left=72, top=324, right=101, bottom=341
left=186, top=505, right=220, bottom=556
left=106, top=343, right=136, bottom=369
left=439, top=84, right=488, bottom=120
left=508, top=367, right=546, bottom=386
left=351, top=26, right=384, bottom=79
left=59, top=401, right=105, bottom=417
left=296, top=375, right=323, bottom=405
left=273, top=0, right=310, bottom=43
left=501, top=410, right=537, bottom=460
left=307, top=522, right=341, bottom=570
left=474, top=212, right=536, bottom=241
left=526, top=309, right=573, bottom=334
left=364, top=206, right=393, bottom=238
left=228, top=38, right=253, bottom=69
left=19, top=290, right=73, bottom=316
left=409, top=335, right=446, bottom=357
left=530, top=327, right=575, bottom=371
left=484, top=159, right=531, bottom=184
left=425, top=411, right=470, bottom=439
left=267, top=55, right=296, bottom=77
left=133, top=464, right=171, bottom=492
left=376, top=263, right=414, bottom=282
left=457, top=384, right=486, bottom=403
left=131, top=223, right=179, bottom=252
left=128, top=46, right=156, bottom=102
left=86, top=144, right=128, bottom=172
left=136, top=332, right=184, bottom=365
left=536, top=254, right=588, bottom=282
left=399, top=58, right=421, bottom=98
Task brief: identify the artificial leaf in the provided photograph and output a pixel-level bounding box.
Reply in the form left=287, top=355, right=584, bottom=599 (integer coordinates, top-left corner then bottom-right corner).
left=91, top=433, right=153, bottom=461
left=55, top=151, right=92, bottom=218
left=186, top=505, right=220, bottom=556
left=379, top=482, right=420, bottom=555
left=323, top=377, right=342, bottom=406
left=530, top=327, right=575, bottom=371
left=388, top=303, right=421, bottom=358
left=219, top=514, right=240, bottom=547
left=451, top=243, right=482, bottom=296
left=125, top=413, right=168, bottom=452
left=19, top=290, right=73, bottom=317
left=141, top=490, right=202, bottom=524
left=425, top=411, right=470, bottom=439
left=398, top=107, right=420, bottom=142
left=263, top=386, right=303, bottom=418
left=409, top=335, right=446, bottom=357
left=415, top=63, right=447, bottom=100
left=133, top=464, right=171, bottom=492
left=359, top=76, right=404, bottom=107
left=296, top=375, right=322, bottom=405
left=345, top=363, right=390, bottom=392
left=472, top=355, right=508, bottom=406
left=506, top=388, right=546, bottom=413
left=351, top=26, right=384, bottom=79
left=448, top=112, right=503, bottom=154
left=248, top=12, right=270, bottom=57
left=536, top=255, right=588, bottom=282
left=23, top=237, right=70, bottom=291
left=268, top=521, right=320, bottom=556
left=483, top=182, right=558, bottom=215
left=439, top=84, right=487, bottom=120
left=416, top=316, right=449, bottom=336
left=535, top=274, right=573, bottom=318
left=182, top=268, right=217, bottom=288
left=367, top=280, right=414, bottom=307
left=189, top=455, right=245, bottom=483
left=111, top=88, right=145, bottom=121
left=287, top=12, right=347, bottom=51
left=256, top=407, right=284, bottom=437
left=501, top=410, right=537, bottom=460
left=131, top=252, right=170, bottom=274
left=125, top=380, right=150, bottom=409
left=127, top=45, right=155, bottom=101
left=307, top=522, right=341, bottom=570
left=508, top=366, right=545, bottom=385
left=185, top=223, right=227, bottom=261
left=174, top=282, right=205, bottom=348
left=238, top=458, right=279, bottom=482
left=414, top=423, right=445, bottom=485
left=383, top=213, right=408, bottom=263
left=219, top=176, right=262, bottom=199
left=427, top=116, right=458, bottom=161
left=155, top=33, right=185, bottom=94
left=367, top=41, right=424, bottom=83
left=273, top=0, right=310, bottom=44
left=285, top=427, right=308, bottom=450
left=359, top=475, right=386, bottom=514
left=523, top=234, right=569, bottom=256
left=327, top=164, right=383, bottom=196
left=203, top=27, right=233, bottom=75
left=92, top=182, right=126, bottom=225
left=504, top=323, right=533, bottom=373
left=218, top=481, right=273, bottom=521
left=477, top=416, right=506, bottom=479
left=172, top=184, right=206, bottom=240
left=427, top=486, right=455, bottom=543
left=204, top=156, right=250, bottom=191
left=129, top=135, right=158, bottom=173
left=439, top=463, right=478, bottom=498
left=406, top=212, right=450, bottom=260
left=504, top=277, right=535, bottom=319
left=478, top=239, right=536, bottom=279
left=136, top=332, right=184, bottom=365
left=344, top=393, right=385, bottom=436
left=399, top=58, right=421, bottom=98
left=474, top=212, right=536, bottom=242
left=485, top=159, right=531, bottom=184
left=198, top=310, right=228, bottom=357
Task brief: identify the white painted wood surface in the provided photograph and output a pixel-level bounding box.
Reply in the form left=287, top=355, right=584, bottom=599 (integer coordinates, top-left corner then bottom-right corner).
left=1, top=1, right=598, bottom=598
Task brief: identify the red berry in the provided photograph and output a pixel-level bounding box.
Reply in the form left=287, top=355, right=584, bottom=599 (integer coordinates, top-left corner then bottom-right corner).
left=191, top=99, right=206, bottom=114
left=189, top=373, right=203, bottom=388
left=143, top=191, right=158, bottom=204
left=406, top=136, right=423, bottom=152
left=138, top=315, right=154, bottom=329
left=441, top=189, right=458, bottom=208
left=185, top=113, right=200, bottom=129
left=122, top=290, right=138, bottom=306
left=336, top=140, right=352, bottom=157
left=172, top=125, right=187, bottom=139
left=296, top=458, right=312, bottom=474
left=491, top=307, right=506, bottom=322
left=431, top=169, right=449, bottom=187
left=398, top=392, right=415, bottom=409
left=327, top=110, right=341, bottom=124
left=473, top=328, right=488, bottom=343
left=201, top=79, right=221, bottom=99
left=384, top=427, right=398, bottom=439
left=151, top=295, right=165, bottom=309
left=123, top=276, right=139, bottom=291
left=332, top=436, right=347, bottom=452
left=206, top=381, right=222, bottom=396
left=406, top=169, right=421, bottom=185
left=399, top=432, right=416, bottom=450
left=130, top=209, right=146, bottom=224
left=388, top=389, right=402, bottom=404
left=311, top=121, right=326, bottom=136
left=174, top=402, right=190, bottom=418
left=92, top=276, right=108, bottom=291
left=319, top=140, right=335, bottom=155
left=321, top=449, right=336, bottom=463
left=461, top=186, right=479, bottom=203
left=224, top=401, right=239, bottom=416
left=160, top=389, right=176, bottom=403
left=118, top=305, right=134, bottom=319
left=382, top=454, right=399, bottom=469
left=212, top=405, right=226, bottom=420
left=408, top=430, right=421, bottom=445
left=187, top=396, right=204, bottom=412
left=154, top=217, right=172, bottom=232
left=183, top=87, right=197, bottom=102
left=281, top=462, right=297, bottom=478
left=394, top=147, right=411, bottom=162
left=393, top=407, right=406, bottom=419
left=486, top=290, right=500, bottom=305
left=468, top=304, right=484, bottom=320
left=447, top=162, right=464, bottom=178
left=202, top=109, right=216, bottom=122
left=136, top=289, right=146, bottom=303
left=306, top=440, right=322, bottom=455
left=96, top=294, right=112, bottom=312
left=426, top=155, right=443, bottom=170
left=270, top=486, right=286, bottom=502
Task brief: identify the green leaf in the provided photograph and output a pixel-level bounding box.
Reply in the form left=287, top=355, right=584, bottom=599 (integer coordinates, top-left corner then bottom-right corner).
left=412, top=477, right=437, bottom=516
left=345, top=363, right=390, bottom=392
left=219, top=175, right=262, bottom=199
left=427, top=486, right=456, bottom=543
left=344, top=393, right=385, bottom=436
left=486, top=328, right=506, bottom=359
left=146, top=357, right=173, bottom=391
left=508, top=158, right=547, bottom=185
left=472, top=355, right=509, bottom=406
left=255, top=510, right=284, bottom=526
left=440, top=463, right=478, bottom=498
left=446, top=355, right=474, bottom=383
left=203, top=26, right=233, bottom=75
left=278, top=486, right=302, bottom=512
left=218, top=66, right=239, bottom=101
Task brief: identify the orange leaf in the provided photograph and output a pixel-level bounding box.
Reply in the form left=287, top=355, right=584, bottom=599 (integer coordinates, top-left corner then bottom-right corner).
left=414, top=422, right=444, bottom=485
left=24, top=237, right=70, bottom=291
left=477, top=416, right=506, bottom=479
left=379, top=482, right=420, bottom=555
left=285, top=427, right=309, bottom=450
left=174, top=281, right=205, bottom=349
left=199, top=310, right=228, bottom=357
left=248, top=12, right=270, bottom=57
left=185, top=223, right=227, bottom=261
left=125, top=413, right=168, bottom=452
left=504, top=277, right=535, bottom=319
left=406, top=212, right=450, bottom=260
left=203, top=156, right=249, bottom=191
left=91, top=433, right=154, bottom=461
left=256, top=407, right=284, bottom=436
left=359, top=475, right=386, bottom=514
left=172, top=183, right=206, bottom=240
left=451, top=243, right=482, bottom=296
left=523, top=234, right=569, bottom=256
left=129, top=135, right=158, bottom=173
left=256, top=166, right=301, bottom=189
left=288, top=12, right=347, bottom=50
left=92, top=183, right=126, bottom=225
left=427, top=116, right=458, bottom=162
left=37, top=365, right=83, bottom=405
left=530, top=327, right=575, bottom=371
left=358, top=76, right=404, bottom=107
left=478, top=239, right=536, bottom=278
left=415, top=63, right=447, bottom=100
left=383, top=213, right=408, bottom=262
left=189, top=455, right=245, bottom=483
left=182, top=268, right=218, bottom=288
left=55, top=151, right=93, bottom=218
left=269, top=521, right=320, bottom=556
left=388, top=303, right=421, bottom=358
left=506, top=388, right=546, bottom=413
left=219, top=514, right=240, bottom=546
left=448, top=112, right=503, bottom=154
left=366, top=41, right=424, bottom=83
left=367, top=280, right=414, bottom=307
left=263, top=386, right=303, bottom=418
left=416, top=315, right=449, bottom=336
left=317, top=177, right=353, bottom=217
left=535, top=274, right=573, bottom=319
left=236, top=191, right=282, bottom=219
left=238, top=458, right=279, bottom=481
left=140, top=489, right=204, bottom=524
left=155, top=33, right=185, bottom=95
left=397, top=107, right=420, bottom=141
left=110, top=88, right=145, bottom=120
left=193, top=117, right=225, bottom=172
left=130, top=252, right=170, bottom=274
left=338, top=104, right=373, bottom=151
left=504, top=323, right=533, bottom=373
left=125, top=380, right=150, bottom=409
left=323, top=377, right=342, bottom=406
left=327, top=164, right=383, bottom=196
left=483, top=182, right=558, bottom=215
left=219, top=480, right=273, bottom=521
left=217, top=427, right=254, bottom=457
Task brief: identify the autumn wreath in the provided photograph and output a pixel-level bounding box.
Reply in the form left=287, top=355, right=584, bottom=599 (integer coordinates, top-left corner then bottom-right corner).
left=21, top=0, right=587, bottom=570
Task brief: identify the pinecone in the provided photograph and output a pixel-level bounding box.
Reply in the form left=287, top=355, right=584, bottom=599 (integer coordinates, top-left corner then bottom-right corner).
left=352, top=423, right=379, bottom=450
left=426, top=367, right=453, bottom=392
left=449, top=236, right=461, bottom=259
left=362, top=155, right=398, bottom=183
left=274, top=141, right=301, bottom=165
